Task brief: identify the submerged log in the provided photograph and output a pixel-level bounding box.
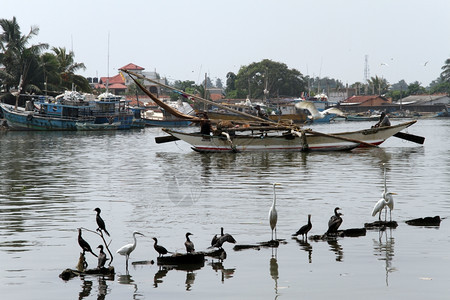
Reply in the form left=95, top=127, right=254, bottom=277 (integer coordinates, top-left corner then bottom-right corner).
left=59, top=266, right=115, bottom=281
left=364, top=220, right=398, bottom=229
left=156, top=252, right=205, bottom=266
left=405, top=216, right=441, bottom=226
left=233, top=244, right=261, bottom=251
left=309, top=228, right=367, bottom=240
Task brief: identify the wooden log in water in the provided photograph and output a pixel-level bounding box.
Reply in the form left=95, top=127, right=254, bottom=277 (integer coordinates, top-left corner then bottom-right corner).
left=405, top=216, right=441, bottom=226
left=364, top=221, right=398, bottom=229
left=157, top=252, right=205, bottom=266
left=59, top=266, right=115, bottom=281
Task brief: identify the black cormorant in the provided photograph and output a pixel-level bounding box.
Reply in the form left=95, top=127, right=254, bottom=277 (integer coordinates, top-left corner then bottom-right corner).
left=97, top=245, right=108, bottom=268
left=78, top=228, right=98, bottom=257
left=212, top=227, right=236, bottom=249
left=94, top=207, right=110, bottom=237
left=292, top=214, right=312, bottom=238
left=185, top=232, right=195, bottom=253
left=327, top=207, right=343, bottom=234
left=153, top=237, right=169, bottom=257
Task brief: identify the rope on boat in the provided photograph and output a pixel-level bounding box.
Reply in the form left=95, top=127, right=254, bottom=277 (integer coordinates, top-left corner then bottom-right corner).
left=291, top=130, right=309, bottom=151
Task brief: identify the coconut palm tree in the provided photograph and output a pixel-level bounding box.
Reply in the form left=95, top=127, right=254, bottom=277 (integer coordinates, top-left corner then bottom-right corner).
left=52, top=47, right=90, bottom=92
left=441, top=58, right=450, bottom=83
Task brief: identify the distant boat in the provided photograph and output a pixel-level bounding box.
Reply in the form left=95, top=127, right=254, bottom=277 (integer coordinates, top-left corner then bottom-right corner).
left=346, top=114, right=380, bottom=122
left=142, top=100, right=194, bottom=127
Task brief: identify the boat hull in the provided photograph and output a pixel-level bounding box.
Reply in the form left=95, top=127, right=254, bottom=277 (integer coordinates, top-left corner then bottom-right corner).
left=143, top=118, right=192, bottom=127
left=1, top=103, right=87, bottom=131
left=162, top=121, right=417, bottom=152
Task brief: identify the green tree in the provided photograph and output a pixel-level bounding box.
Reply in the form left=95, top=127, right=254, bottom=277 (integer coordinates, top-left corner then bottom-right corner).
left=0, top=17, right=48, bottom=95
left=441, top=58, right=450, bottom=84
left=52, top=47, right=90, bottom=92
left=232, top=59, right=305, bottom=100
left=407, top=81, right=426, bottom=95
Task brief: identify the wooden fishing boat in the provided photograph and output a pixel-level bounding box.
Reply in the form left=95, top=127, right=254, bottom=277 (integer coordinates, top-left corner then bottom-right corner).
left=0, top=101, right=95, bottom=131
left=160, top=120, right=417, bottom=152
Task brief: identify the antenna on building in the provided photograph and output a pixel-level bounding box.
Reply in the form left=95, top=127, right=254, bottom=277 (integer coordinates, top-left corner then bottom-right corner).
left=364, top=55, right=370, bottom=83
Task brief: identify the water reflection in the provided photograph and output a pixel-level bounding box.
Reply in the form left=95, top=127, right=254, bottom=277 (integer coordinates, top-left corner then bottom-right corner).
left=373, top=228, right=396, bottom=286
left=270, top=256, right=279, bottom=296
left=78, top=275, right=111, bottom=300
left=209, top=259, right=235, bottom=283
left=293, top=237, right=313, bottom=263
left=117, top=274, right=142, bottom=298
left=152, top=262, right=205, bottom=290
left=327, top=239, right=344, bottom=262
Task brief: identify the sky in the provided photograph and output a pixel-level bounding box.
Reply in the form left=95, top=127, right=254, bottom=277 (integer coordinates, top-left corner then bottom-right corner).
left=2, top=0, right=450, bottom=87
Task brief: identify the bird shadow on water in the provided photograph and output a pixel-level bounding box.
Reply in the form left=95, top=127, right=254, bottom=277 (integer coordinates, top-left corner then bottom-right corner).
left=270, top=248, right=280, bottom=299
left=292, top=237, right=313, bottom=263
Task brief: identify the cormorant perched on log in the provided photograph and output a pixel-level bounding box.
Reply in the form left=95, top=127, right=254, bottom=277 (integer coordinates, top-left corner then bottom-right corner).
left=78, top=228, right=98, bottom=257
left=152, top=237, right=169, bottom=257
left=94, top=208, right=110, bottom=237
left=212, top=227, right=236, bottom=249
left=292, top=214, right=312, bottom=239
left=185, top=232, right=195, bottom=253
left=97, top=245, right=108, bottom=268
left=327, top=207, right=343, bottom=234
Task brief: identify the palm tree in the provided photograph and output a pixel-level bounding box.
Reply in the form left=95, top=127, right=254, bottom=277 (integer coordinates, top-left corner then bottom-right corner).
left=52, top=47, right=90, bottom=92
left=0, top=17, right=48, bottom=106
left=441, top=58, right=450, bottom=83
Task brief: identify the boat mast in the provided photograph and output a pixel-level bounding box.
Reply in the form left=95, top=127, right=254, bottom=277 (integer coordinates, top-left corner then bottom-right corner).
left=106, top=32, right=110, bottom=95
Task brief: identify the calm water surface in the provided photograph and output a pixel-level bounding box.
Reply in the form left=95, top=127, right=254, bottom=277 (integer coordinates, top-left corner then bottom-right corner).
left=1, top=118, right=449, bottom=299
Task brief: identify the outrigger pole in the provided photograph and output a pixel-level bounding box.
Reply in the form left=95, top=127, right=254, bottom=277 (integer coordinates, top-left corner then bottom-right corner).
left=120, top=69, right=282, bottom=125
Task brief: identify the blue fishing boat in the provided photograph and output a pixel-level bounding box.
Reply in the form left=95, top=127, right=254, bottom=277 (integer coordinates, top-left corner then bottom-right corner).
left=0, top=94, right=95, bottom=131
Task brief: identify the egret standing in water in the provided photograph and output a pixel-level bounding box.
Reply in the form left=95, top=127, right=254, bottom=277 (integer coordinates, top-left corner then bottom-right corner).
left=94, top=207, right=110, bottom=237
left=292, top=214, right=312, bottom=239
left=372, top=163, right=397, bottom=221
left=269, top=183, right=281, bottom=241
left=326, top=207, right=343, bottom=234
left=184, top=232, right=195, bottom=253
left=116, top=231, right=144, bottom=268
left=78, top=228, right=98, bottom=257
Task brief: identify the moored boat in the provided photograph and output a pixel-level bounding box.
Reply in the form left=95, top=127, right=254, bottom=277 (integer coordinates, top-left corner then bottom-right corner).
left=160, top=120, right=417, bottom=153
left=0, top=95, right=95, bottom=131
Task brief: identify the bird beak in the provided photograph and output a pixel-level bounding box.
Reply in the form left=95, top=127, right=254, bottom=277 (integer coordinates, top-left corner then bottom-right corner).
left=391, top=193, right=398, bottom=195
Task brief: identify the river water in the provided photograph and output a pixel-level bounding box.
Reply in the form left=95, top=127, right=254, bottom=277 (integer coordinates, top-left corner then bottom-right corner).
left=1, top=118, right=449, bottom=299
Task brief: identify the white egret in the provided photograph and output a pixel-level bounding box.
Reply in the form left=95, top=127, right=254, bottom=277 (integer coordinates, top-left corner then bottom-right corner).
left=326, top=207, right=343, bottom=234
left=116, top=231, right=144, bottom=267
left=94, top=207, right=110, bottom=237
left=184, top=232, right=195, bottom=253
left=372, top=164, right=397, bottom=221
left=292, top=214, right=312, bottom=239
left=269, top=183, right=281, bottom=241
left=295, top=101, right=345, bottom=121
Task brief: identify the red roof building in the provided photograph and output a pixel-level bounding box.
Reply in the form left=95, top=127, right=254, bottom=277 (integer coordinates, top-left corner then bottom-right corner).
left=340, top=95, right=390, bottom=107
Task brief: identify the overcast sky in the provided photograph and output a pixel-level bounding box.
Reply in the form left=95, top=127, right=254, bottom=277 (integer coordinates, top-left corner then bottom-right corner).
left=2, top=0, right=450, bottom=87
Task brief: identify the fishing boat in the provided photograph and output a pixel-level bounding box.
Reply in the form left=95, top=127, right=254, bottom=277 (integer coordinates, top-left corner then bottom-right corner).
left=0, top=94, right=95, bottom=131
left=346, top=114, right=380, bottom=121
left=142, top=100, right=194, bottom=127
left=159, top=120, right=418, bottom=152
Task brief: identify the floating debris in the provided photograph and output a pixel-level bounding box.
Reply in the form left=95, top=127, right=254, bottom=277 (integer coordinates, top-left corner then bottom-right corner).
left=405, top=216, right=441, bottom=226
left=364, top=221, right=398, bottom=229
left=59, top=266, right=115, bottom=281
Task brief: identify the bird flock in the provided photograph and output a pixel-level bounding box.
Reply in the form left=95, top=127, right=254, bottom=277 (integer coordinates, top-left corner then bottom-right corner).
left=77, top=167, right=396, bottom=270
